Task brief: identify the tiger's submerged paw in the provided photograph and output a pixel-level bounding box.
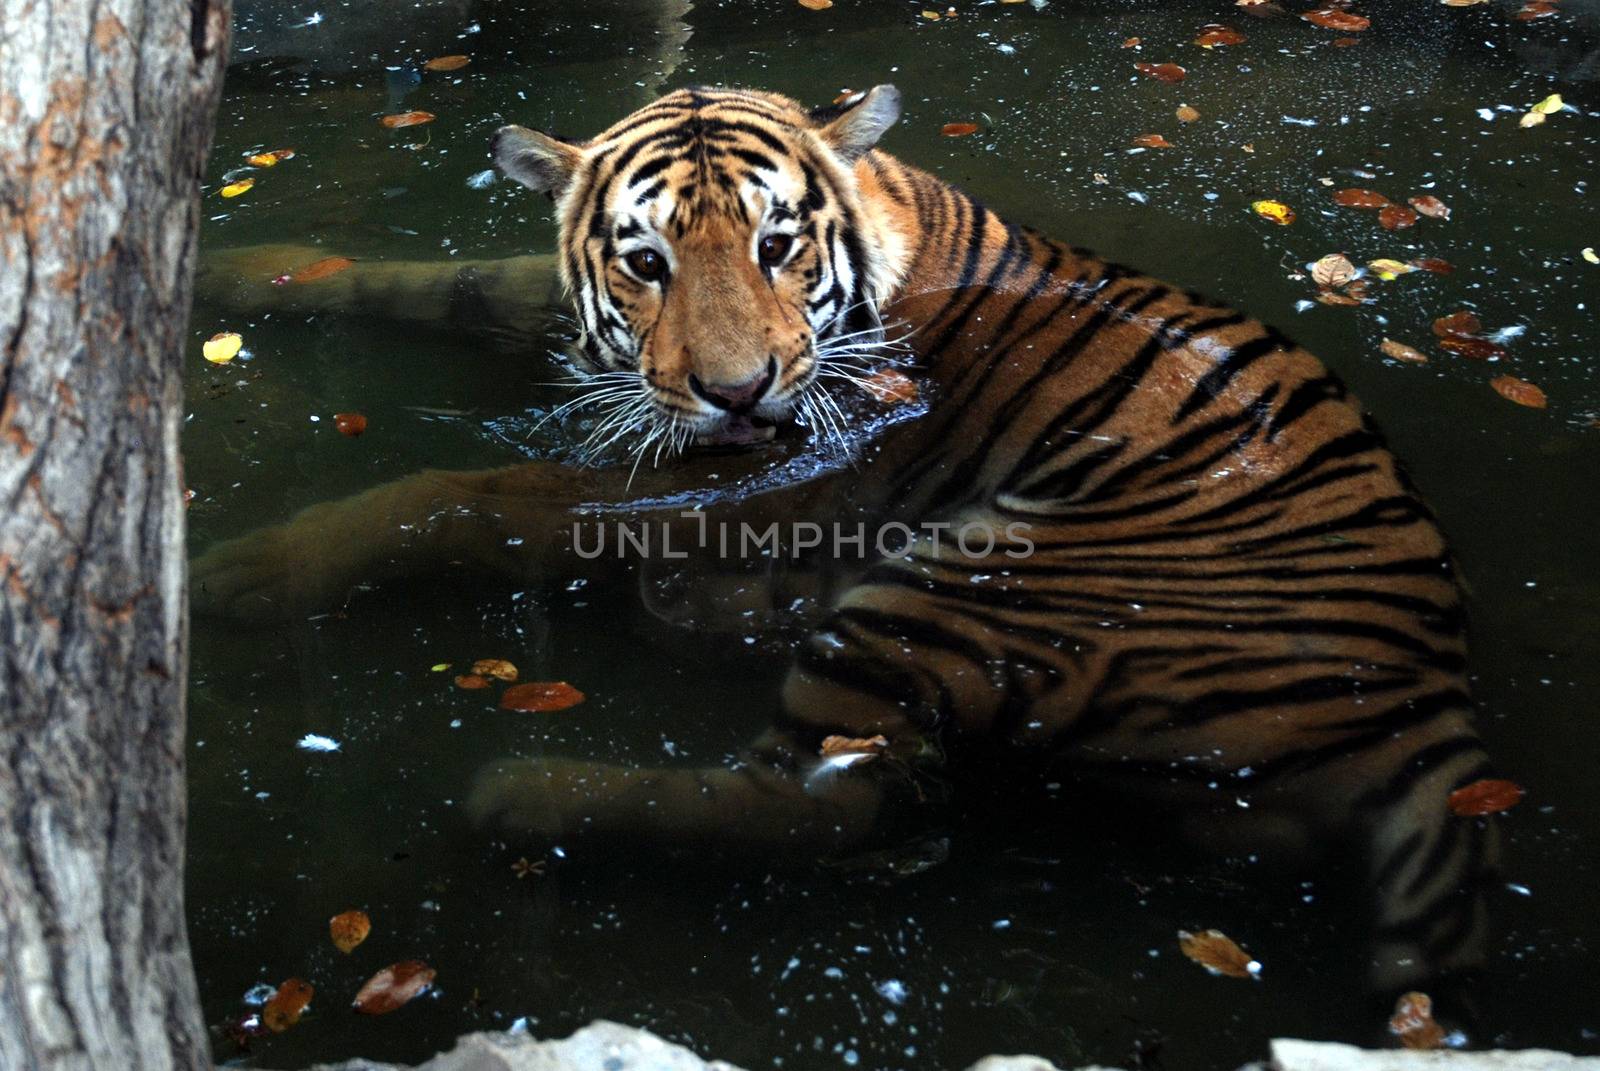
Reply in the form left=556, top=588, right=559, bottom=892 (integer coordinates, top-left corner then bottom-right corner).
left=191, top=510, right=368, bottom=624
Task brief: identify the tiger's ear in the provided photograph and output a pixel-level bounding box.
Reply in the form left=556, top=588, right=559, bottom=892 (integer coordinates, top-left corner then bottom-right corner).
left=812, top=84, right=901, bottom=164
left=492, top=125, right=583, bottom=198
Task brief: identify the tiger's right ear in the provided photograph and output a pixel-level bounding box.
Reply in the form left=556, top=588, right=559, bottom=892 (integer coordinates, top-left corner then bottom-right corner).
left=492, top=125, right=583, bottom=198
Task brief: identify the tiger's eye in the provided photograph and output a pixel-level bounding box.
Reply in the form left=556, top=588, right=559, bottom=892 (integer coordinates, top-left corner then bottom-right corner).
left=758, top=234, right=794, bottom=267
left=625, top=249, right=666, bottom=281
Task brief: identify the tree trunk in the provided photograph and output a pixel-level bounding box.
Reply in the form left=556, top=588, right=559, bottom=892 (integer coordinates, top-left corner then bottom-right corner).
left=0, top=2, right=230, bottom=1069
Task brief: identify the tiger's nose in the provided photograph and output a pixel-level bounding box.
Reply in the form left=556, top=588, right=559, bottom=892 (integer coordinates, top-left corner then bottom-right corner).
left=688, top=357, right=777, bottom=413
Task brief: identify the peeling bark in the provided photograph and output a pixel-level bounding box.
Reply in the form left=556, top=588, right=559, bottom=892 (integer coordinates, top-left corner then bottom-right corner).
left=0, top=1, right=229, bottom=1069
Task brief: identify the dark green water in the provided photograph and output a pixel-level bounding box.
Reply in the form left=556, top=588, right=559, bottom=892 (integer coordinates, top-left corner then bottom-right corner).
left=186, top=1, right=1600, bottom=1067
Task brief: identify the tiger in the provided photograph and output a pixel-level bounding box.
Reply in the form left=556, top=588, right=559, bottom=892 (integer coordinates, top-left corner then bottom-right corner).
left=192, top=83, right=1500, bottom=1001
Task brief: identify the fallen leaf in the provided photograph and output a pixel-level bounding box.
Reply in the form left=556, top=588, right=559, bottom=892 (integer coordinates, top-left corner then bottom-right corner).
left=1240, top=142, right=1255, bottom=153
left=500, top=681, right=586, bottom=712
left=1311, top=254, right=1356, bottom=288
left=1176, top=104, right=1201, bottom=122
left=1390, top=992, right=1446, bottom=1050
left=1441, top=0, right=1488, bottom=5
left=1092, top=173, right=1109, bottom=184
left=1251, top=199, right=1295, bottom=225
left=472, top=658, right=518, bottom=682
left=423, top=54, right=471, bottom=71
left=1367, top=258, right=1417, bottom=279
left=1448, top=777, right=1527, bottom=816
left=329, top=910, right=372, bottom=954
left=941, top=122, right=980, bottom=137
left=1177, top=929, right=1262, bottom=979
left=220, top=178, right=255, bottom=198
left=291, top=256, right=355, bottom=283
left=1195, top=25, right=1247, bottom=47
left=380, top=111, right=436, bottom=129
left=1332, top=188, right=1390, bottom=208
left=1432, top=310, right=1483, bottom=339
left=353, top=961, right=436, bottom=1016
left=1408, top=195, right=1451, bottom=220
left=798, top=0, right=833, bottom=8
left=1412, top=257, right=1455, bottom=274
left=920, top=9, right=941, bottom=19
left=820, top=734, right=890, bottom=757
left=1122, top=36, right=1143, bottom=48
left=430, top=663, right=451, bottom=672
left=1380, top=338, right=1429, bottom=363
left=1519, top=111, right=1547, bottom=129
left=245, top=148, right=296, bottom=167
left=1515, top=1, right=1559, bottom=18
left=1132, top=133, right=1173, bottom=149
left=1378, top=205, right=1419, bottom=231
left=1134, top=62, right=1187, bottom=83
left=334, top=412, right=368, bottom=437
left=203, top=331, right=243, bottom=364
left=1316, top=290, right=1363, bottom=307
left=1302, top=8, right=1370, bottom=30
left=1332, top=35, right=1362, bottom=45
left=864, top=369, right=918, bottom=403
left=1490, top=376, right=1547, bottom=408
left=454, top=674, right=490, bottom=690
left=1583, top=247, right=1599, bottom=265
left=262, top=979, right=314, bottom=1033
left=1439, top=337, right=1505, bottom=360
left=1531, top=93, right=1564, bottom=115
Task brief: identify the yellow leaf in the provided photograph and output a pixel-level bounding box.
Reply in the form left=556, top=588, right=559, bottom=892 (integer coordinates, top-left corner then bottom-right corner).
left=1583, top=247, right=1599, bottom=265
left=921, top=9, right=941, bottom=19
left=1367, top=258, right=1417, bottom=280
left=1519, top=110, right=1546, bottom=128
left=1251, top=199, right=1295, bottom=226
left=245, top=153, right=280, bottom=167
left=219, top=178, right=255, bottom=198
left=423, top=54, right=471, bottom=71
left=202, top=332, right=243, bottom=364
left=1531, top=93, right=1564, bottom=115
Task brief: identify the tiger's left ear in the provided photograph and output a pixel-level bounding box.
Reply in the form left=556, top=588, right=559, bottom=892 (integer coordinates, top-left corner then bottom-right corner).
left=812, top=84, right=901, bottom=164
left=492, top=125, right=584, bottom=198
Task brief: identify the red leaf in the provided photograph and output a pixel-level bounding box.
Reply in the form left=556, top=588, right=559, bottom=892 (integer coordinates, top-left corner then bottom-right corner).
left=1302, top=8, right=1370, bottom=30
left=1408, top=194, right=1451, bottom=220
left=423, top=54, right=470, bottom=72
left=1448, top=778, right=1527, bottom=815
left=1432, top=310, right=1483, bottom=339
left=1132, top=133, right=1174, bottom=148
left=1412, top=257, right=1455, bottom=274
left=262, top=978, right=314, bottom=1033
left=1331, top=188, right=1390, bottom=208
left=1378, top=205, right=1419, bottom=230
left=1195, top=25, right=1247, bottom=47
left=500, top=681, right=586, bottom=712
left=1439, top=337, right=1505, bottom=360
left=1134, top=62, right=1187, bottom=83
left=941, top=121, right=980, bottom=137
left=334, top=412, right=368, bottom=437
left=353, top=961, right=436, bottom=1015
left=380, top=110, right=436, bottom=129
left=1489, top=377, right=1548, bottom=410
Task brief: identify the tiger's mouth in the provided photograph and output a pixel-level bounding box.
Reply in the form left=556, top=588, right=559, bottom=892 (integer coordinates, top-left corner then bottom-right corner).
left=694, top=413, right=779, bottom=447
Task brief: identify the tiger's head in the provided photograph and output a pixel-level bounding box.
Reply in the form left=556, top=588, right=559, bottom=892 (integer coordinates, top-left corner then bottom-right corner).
left=493, top=85, right=909, bottom=453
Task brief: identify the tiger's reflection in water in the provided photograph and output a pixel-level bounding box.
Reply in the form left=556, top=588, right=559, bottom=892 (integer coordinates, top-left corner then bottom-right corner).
left=193, top=84, right=1499, bottom=1003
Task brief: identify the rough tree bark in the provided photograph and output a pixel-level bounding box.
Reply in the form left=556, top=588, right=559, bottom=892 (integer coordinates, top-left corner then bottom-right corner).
left=0, top=2, right=230, bottom=1069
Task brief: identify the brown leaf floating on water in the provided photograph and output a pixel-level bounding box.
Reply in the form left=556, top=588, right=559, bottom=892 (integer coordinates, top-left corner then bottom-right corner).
left=500, top=681, right=586, bottom=712
left=1389, top=991, right=1446, bottom=1050
left=1132, top=134, right=1174, bottom=149
left=291, top=256, right=355, bottom=284
left=330, top=910, right=372, bottom=954
left=1302, top=8, right=1370, bottom=31
left=1489, top=376, right=1547, bottom=409
left=1380, top=338, right=1429, bottom=363
left=380, top=110, right=436, bottom=129
left=1332, top=188, right=1391, bottom=208
left=1448, top=778, right=1527, bottom=816
left=1408, top=194, right=1451, bottom=220
left=262, top=978, right=314, bottom=1033
left=1134, top=62, right=1187, bottom=83
left=472, top=658, right=519, bottom=682
left=353, top=961, right=436, bottom=1015
left=423, top=54, right=470, bottom=71
left=941, top=121, right=980, bottom=136
left=1379, top=205, right=1419, bottom=231
left=1177, top=929, right=1262, bottom=979
left=1432, top=310, right=1483, bottom=339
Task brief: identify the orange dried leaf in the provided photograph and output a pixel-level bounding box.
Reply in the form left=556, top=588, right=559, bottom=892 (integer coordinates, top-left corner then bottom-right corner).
left=1408, top=195, right=1451, bottom=220
left=1490, top=376, right=1547, bottom=409
left=1378, top=205, right=1419, bottom=231
left=262, top=978, right=314, bottom=1033
left=1132, top=133, right=1173, bottom=149
left=423, top=54, right=470, bottom=71
left=797, top=0, right=833, bottom=8
left=820, top=734, right=889, bottom=757
left=1412, top=257, right=1455, bottom=275
left=1380, top=338, right=1429, bottom=363
left=1449, top=777, right=1527, bottom=816
left=454, top=674, right=490, bottom=690
left=292, top=256, right=355, bottom=284
left=1195, top=25, right=1247, bottom=47
left=353, top=961, right=437, bottom=1015
left=1302, top=8, right=1370, bottom=30
left=1122, top=36, right=1143, bottom=48
left=329, top=910, right=372, bottom=954
left=1333, top=35, right=1362, bottom=46
left=1439, top=337, right=1505, bottom=360
left=941, top=122, right=980, bottom=137
left=380, top=110, right=436, bottom=129
left=334, top=412, right=368, bottom=437
left=1177, top=929, right=1261, bottom=979
left=1332, top=187, right=1390, bottom=208
left=500, top=681, right=586, bottom=712
left=1432, top=310, right=1483, bottom=339
left=219, top=178, right=255, bottom=198
left=1315, top=290, right=1362, bottom=307
left=1134, top=62, right=1187, bottom=83
left=1176, top=104, right=1201, bottom=122
left=472, top=658, right=519, bottom=682
left=864, top=369, right=918, bottom=404
left=1390, top=992, right=1446, bottom=1050
left=1251, top=200, right=1295, bottom=225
